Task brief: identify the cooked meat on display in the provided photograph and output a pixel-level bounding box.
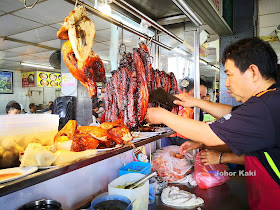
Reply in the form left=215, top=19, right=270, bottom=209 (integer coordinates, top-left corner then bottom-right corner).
left=57, top=6, right=105, bottom=98
left=105, top=42, right=179, bottom=129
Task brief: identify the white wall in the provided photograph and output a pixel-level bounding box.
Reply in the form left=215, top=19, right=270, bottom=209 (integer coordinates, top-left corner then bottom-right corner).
left=0, top=69, right=60, bottom=114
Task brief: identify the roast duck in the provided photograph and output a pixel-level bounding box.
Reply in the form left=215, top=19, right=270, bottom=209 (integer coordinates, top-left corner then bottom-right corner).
left=57, top=6, right=105, bottom=98
left=105, top=42, right=179, bottom=129
left=54, top=119, right=132, bottom=151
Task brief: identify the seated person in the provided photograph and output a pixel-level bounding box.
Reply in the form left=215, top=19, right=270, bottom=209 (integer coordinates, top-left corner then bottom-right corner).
left=96, top=100, right=105, bottom=118
left=44, top=101, right=53, bottom=112
left=19, top=104, right=26, bottom=113
left=27, top=103, right=36, bottom=114
left=44, top=103, right=53, bottom=114
left=7, top=102, right=21, bottom=115
left=91, top=103, right=101, bottom=126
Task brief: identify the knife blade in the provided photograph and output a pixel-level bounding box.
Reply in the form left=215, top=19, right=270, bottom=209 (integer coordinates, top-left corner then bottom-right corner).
left=149, top=88, right=180, bottom=110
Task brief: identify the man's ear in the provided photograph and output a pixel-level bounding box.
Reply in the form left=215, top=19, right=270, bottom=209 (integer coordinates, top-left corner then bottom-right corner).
left=248, top=64, right=260, bottom=82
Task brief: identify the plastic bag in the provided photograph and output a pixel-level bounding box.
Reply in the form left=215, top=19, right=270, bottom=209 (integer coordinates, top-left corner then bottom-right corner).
left=151, top=146, right=193, bottom=182
left=194, top=150, right=230, bottom=189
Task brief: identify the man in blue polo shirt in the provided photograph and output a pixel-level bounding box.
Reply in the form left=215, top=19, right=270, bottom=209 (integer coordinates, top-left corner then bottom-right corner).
left=145, top=37, right=280, bottom=209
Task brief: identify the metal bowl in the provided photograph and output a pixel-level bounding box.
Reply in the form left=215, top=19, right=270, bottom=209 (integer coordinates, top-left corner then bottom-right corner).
left=18, top=199, right=62, bottom=210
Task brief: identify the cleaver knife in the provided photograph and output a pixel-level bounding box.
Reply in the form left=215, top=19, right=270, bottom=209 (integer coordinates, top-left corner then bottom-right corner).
left=149, top=87, right=180, bottom=110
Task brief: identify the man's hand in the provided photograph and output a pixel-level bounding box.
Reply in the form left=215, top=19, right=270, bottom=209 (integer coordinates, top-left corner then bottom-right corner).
left=145, top=107, right=168, bottom=125
left=198, top=150, right=221, bottom=165
left=179, top=141, right=203, bottom=155
left=174, top=93, right=198, bottom=108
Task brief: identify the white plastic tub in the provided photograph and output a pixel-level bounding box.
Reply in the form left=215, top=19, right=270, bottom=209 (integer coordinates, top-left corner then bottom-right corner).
left=0, top=114, right=59, bottom=168
left=108, top=173, right=149, bottom=210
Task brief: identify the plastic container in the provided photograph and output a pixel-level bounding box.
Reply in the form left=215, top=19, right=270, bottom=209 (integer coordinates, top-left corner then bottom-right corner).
left=0, top=114, right=59, bottom=137
left=119, top=161, right=151, bottom=176
left=0, top=114, right=59, bottom=168
left=90, top=194, right=132, bottom=210
left=108, top=173, right=149, bottom=210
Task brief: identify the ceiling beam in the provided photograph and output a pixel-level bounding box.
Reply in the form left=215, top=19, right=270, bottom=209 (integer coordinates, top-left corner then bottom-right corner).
left=0, top=36, right=59, bottom=51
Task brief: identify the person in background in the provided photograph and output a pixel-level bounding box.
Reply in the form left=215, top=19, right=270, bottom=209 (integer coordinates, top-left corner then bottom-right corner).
left=203, top=94, right=211, bottom=102
left=96, top=100, right=105, bottom=118
left=145, top=37, right=280, bottom=209
left=44, top=101, right=53, bottom=112
left=91, top=103, right=101, bottom=126
left=162, top=77, right=207, bottom=147
left=5, top=100, right=17, bottom=113
left=44, top=102, right=54, bottom=114
left=27, top=103, right=36, bottom=114
left=7, top=102, right=21, bottom=115
left=19, top=104, right=26, bottom=113
left=214, top=90, right=219, bottom=103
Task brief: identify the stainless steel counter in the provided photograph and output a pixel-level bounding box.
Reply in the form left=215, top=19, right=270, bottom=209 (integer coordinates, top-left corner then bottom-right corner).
left=0, top=131, right=174, bottom=209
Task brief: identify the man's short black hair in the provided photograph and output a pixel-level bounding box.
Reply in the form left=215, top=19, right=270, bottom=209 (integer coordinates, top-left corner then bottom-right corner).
left=9, top=102, right=21, bottom=112
left=29, top=103, right=36, bottom=109
left=222, top=37, right=278, bottom=83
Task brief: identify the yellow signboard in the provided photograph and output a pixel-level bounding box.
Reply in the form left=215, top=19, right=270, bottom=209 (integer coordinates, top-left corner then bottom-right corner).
left=37, top=72, right=61, bottom=88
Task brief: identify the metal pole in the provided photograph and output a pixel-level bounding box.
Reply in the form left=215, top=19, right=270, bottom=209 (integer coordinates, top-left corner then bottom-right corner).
left=172, top=0, right=202, bottom=27
left=193, top=28, right=200, bottom=121
left=65, top=0, right=172, bottom=51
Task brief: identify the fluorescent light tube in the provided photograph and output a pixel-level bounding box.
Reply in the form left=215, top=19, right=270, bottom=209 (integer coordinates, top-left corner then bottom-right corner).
left=21, top=62, right=54, bottom=69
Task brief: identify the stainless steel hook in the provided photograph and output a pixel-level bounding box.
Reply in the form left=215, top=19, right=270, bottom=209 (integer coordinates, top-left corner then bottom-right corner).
left=24, top=0, right=38, bottom=9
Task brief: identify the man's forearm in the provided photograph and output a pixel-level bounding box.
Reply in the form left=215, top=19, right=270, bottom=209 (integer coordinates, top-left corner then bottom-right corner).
left=194, top=99, right=233, bottom=119
left=161, top=111, right=224, bottom=146
left=204, top=144, right=232, bottom=152
left=221, top=153, right=245, bottom=165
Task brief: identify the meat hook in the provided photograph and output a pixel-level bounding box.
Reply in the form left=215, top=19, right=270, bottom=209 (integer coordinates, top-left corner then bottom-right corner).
left=119, top=25, right=127, bottom=56
left=24, top=0, right=38, bottom=9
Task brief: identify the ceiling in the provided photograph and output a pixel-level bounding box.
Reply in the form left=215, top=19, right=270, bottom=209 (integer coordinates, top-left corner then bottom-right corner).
left=0, top=0, right=279, bottom=79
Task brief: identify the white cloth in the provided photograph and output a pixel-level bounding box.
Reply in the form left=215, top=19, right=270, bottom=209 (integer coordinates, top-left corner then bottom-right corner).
left=161, top=186, right=204, bottom=208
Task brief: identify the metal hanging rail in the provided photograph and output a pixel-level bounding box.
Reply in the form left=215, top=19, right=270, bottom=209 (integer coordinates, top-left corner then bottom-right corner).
left=172, top=0, right=202, bottom=27
left=113, top=0, right=184, bottom=44
left=65, top=0, right=172, bottom=51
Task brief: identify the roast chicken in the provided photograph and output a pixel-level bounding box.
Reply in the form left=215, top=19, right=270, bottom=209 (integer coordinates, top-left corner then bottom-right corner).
left=54, top=119, right=132, bottom=152
left=105, top=42, right=179, bottom=129
left=57, top=6, right=105, bottom=98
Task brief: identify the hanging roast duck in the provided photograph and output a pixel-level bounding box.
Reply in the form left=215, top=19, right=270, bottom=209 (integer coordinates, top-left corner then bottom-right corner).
left=57, top=6, right=105, bottom=98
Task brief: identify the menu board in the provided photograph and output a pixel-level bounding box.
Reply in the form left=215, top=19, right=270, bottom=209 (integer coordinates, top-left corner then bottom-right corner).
left=22, top=72, right=35, bottom=87
left=37, top=71, right=61, bottom=88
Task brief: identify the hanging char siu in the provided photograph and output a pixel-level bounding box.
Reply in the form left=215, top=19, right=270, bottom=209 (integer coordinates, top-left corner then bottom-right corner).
left=105, top=42, right=179, bottom=129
